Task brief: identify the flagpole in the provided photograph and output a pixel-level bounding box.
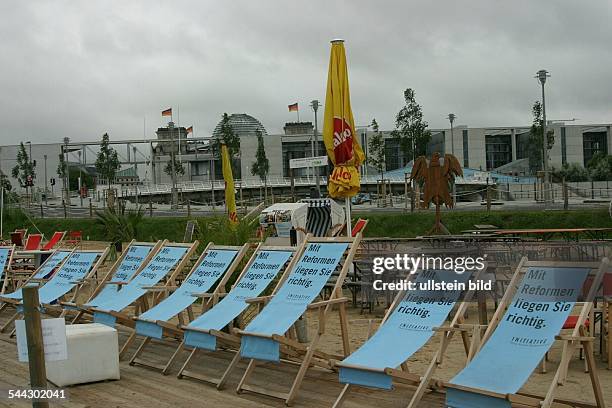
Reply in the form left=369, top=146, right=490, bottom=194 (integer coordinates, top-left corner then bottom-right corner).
left=167, top=107, right=178, bottom=210
left=177, top=105, right=181, bottom=163
left=345, top=196, right=352, bottom=237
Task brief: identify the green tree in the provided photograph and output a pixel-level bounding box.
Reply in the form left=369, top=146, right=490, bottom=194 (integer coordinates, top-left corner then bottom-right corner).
left=552, top=163, right=589, bottom=182
left=163, top=156, right=185, bottom=178
left=251, top=129, right=269, bottom=192
left=367, top=118, right=386, bottom=181
left=586, top=153, right=612, bottom=181
left=528, top=101, right=554, bottom=175
left=215, top=113, right=241, bottom=175
left=57, top=152, right=67, bottom=180
left=11, top=142, right=36, bottom=190
left=95, top=133, right=120, bottom=186
left=0, top=173, right=12, bottom=192
left=391, top=88, right=431, bottom=164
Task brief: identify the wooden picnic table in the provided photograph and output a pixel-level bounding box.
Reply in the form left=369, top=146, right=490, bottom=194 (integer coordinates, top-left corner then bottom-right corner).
left=418, top=234, right=522, bottom=242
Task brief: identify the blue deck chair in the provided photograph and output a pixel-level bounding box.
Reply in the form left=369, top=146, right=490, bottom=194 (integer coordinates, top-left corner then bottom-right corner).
left=446, top=258, right=608, bottom=408
left=0, top=245, right=15, bottom=294
left=63, top=240, right=161, bottom=323
left=170, top=244, right=298, bottom=382
left=89, top=241, right=198, bottom=333
left=0, top=249, right=108, bottom=333
left=0, top=245, right=72, bottom=326
left=127, top=242, right=249, bottom=372
left=332, top=267, right=483, bottom=408
left=0, top=248, right=71, bottom=301
left=221, top=235, right=361, bottom=406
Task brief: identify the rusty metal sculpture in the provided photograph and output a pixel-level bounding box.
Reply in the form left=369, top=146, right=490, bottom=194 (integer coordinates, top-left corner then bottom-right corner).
left=410, top=152, right=463, bottom=234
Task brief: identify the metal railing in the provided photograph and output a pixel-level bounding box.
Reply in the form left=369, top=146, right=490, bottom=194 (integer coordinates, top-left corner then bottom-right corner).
left=104, top=173, right=495, bottom=198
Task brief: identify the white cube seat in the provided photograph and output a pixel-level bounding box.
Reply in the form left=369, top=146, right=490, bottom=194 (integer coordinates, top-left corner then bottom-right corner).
left=46, top=323, right=120, bottom=387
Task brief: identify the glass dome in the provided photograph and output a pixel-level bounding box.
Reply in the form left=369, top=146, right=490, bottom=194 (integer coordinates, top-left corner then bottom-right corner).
left=212, top=113, right=267, bottom=138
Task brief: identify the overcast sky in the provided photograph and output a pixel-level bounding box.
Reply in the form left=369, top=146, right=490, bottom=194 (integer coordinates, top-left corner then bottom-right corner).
left=1, top=1, right=611, bottom=144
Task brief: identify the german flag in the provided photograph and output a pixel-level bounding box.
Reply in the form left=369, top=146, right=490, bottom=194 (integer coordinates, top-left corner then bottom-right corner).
left=162, top=107, right=172, bottom=117
left=288, top=103, right=298, bottom=112
left=186, top=126, right=193, bottom=134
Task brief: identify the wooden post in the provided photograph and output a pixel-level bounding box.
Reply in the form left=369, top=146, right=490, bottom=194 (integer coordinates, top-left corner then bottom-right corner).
left=40, top=203, right=44, bottom=218
left=404, top=174, right=409, bottom=212
left=563, top=178, right=568, bottom=210
left=62, top=200, right=67, bottom=219
left=239, top=181, right=244, bottom=214
left=477, top=290, right=488, bottom=326
left=411, top=180, right=415, bottom=213
left=486, top=186, right=491, bottom=213
left=149, top=198, right=153, bottom=217
left=22, top=286, right=50, bottom=408
left=89, top=199, right=93, bottom=218
left=187, top=199, right=191, bottom=217
left=290, top=169, right=295, bottom=202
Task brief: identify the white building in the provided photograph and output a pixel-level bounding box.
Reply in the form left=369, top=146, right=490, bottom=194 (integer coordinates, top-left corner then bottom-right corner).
left=0, top=116, right=610, bottom=195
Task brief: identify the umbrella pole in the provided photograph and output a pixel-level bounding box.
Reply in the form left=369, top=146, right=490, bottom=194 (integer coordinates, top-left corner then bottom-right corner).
left=345, top=197, right=352, bottom=237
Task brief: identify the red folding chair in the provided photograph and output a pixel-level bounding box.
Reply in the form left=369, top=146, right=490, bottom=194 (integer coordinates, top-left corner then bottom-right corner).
left=23, top=234, right=43, bottom=251
left=351, top=218, right=369, bottom=237
left=67, top=231, right=83, bottom=248
left=10, top=232, right=23, bottom=247
left=42, top=231, right=66, bottom=251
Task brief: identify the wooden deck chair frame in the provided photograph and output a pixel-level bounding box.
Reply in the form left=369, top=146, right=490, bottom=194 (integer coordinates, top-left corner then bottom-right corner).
left=0, top=249, right=74, bottom=318
left=86, top=241, right=199, bottom=356
left=445, top=257, right=609, bottom=408
left=220, top=233, right=362, bottom=406
left=172, top=242, right=302, bottom=382
left=0, top=248, right=110, bottom=334
left=127, top=242, right=250, bottom=372
left=0, top=245, right=16, bottom=295
left=332, top=263, right=487, bottom=408
left=65, top=240, right=163, bottom=323
left=71, top=240, right=189, bottom=321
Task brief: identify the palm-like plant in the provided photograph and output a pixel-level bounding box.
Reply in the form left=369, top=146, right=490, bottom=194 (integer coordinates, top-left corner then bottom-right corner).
left=197, top=214, right=258, bottom=249
left=96, top=206, right=144, bottom=252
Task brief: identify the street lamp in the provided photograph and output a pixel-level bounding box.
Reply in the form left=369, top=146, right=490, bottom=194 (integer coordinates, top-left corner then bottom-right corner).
left=78, top=150, right=83, bottom=207
left=63, top=137, right=71, bottom=204
left=536, top=69, right=551, bottom=204
left=310, top=100, right=321, bottom=195
left=447, top=114, right=456, bottom=155
left=25, top=141, right=32, bottom=205
left=43, top=154, right=48, bottom=205
left=168, top=122, right=178, bottom=210
left=447, top=114, right=457, bottom=206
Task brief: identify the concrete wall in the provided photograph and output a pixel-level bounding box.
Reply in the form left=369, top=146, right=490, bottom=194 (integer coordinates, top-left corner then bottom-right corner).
left=239, top=134, right=283, bottom=181
left=0, top=143, right=64, bottom=195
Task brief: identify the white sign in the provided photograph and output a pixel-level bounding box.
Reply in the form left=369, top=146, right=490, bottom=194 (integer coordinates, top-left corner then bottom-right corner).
left=289, top=156, right=328, bottom=169
left=16, top=318, right=68, bottom=362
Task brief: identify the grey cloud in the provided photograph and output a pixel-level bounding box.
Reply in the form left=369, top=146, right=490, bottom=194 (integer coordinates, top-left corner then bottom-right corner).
left=0, top=0, right=610, bottom=146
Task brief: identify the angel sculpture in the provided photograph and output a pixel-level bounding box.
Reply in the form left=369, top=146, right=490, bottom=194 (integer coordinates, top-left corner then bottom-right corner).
left=410, top=152, right=463, bottom=234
